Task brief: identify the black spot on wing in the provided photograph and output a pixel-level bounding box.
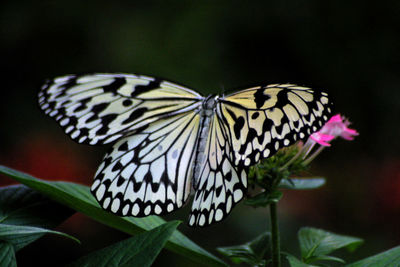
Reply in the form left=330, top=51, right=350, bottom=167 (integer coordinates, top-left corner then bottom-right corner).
left=62, top=76, right=78, bottom=89
left=85, top=103, right=109, bottom=123
left=131, top=79, right=161, bottom=98
left=118, top=141, right=129, bottom=151
left=234, top=116, right=245, bottom=140
left=122, top=107, right=148, bottom=124
left=65, top=116, right=77, bottom=128
left=225, top=107, right=237, bottom=121
left=238, top=128, right=257, bottom=155
left=96, top=113, right=118, bottom=135
left=122, top=99, right=133, bottom=106
left=79, top=128, right=89, bottom=137
left=262, top=117, right=274, bottom=132
left=86, top=114, right=98, bottom=123
left=215, top=186, right=223, bottom=197
left=151, top=175, right=164, bottom=192
left=224, top=171, right=232, bottom=182
left=275, top=89, right=289, bottom=108
left=112, top=161, right=123, bottom=171
left=92, top=103, right=109, bottom=113
left=46, top=101, right=57, bottom=110
left=103, top=157, right=112, bottom=168
left=275, top=116, right=289, bottom=136
left=103, top=77, right=126, bottom=93
left=133, top=181, right=143, bottom=192
left=254, top=88, right=271, bottom=109
left=73, top=97, right=91, bottom=112
left=225, top=106, right=245, bottom=139
left=251, top=112, right=259, bottom=119
left=117, top=176, right=126, bottom=187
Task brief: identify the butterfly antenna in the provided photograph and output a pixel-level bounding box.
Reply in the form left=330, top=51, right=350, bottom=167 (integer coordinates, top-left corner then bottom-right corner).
left=219, top=83, right=226, bottom=97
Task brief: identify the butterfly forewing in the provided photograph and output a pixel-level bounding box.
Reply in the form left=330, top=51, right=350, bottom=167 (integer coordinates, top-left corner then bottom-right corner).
left=38, top=73, right=203, bottom=145
left=219, top=84, right=333, bottom=166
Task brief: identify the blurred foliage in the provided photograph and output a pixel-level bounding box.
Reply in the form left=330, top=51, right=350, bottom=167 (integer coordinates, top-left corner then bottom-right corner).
left=1, top=1, right=399, bottom=266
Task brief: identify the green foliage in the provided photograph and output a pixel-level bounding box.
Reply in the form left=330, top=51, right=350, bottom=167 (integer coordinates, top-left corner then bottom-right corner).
left=285, top=254, right=318, bottom=267
left=249, top=146, right=308, bottom=179
left=0, top=165, right=226, bottom=267
left=244, top=190, right=282, bottom=208
left=0, top=184, right=74, bottom=228
left=248, top=148, right=296, bottom=191
left=1, top=149, right=398, bottom=267
left=345, top=246, right=400, bottom=267
left=68, top=221, right=180, bottom=267
left=0, top=242, right=16, bottom=267
left=283, top=227, right=364, bottom=266
left=0, top=185, right=79, bottom=266
left=0, top=224, right=79, bottom=249
left=246, top=147, right=325, bottom=209
left=298, top=227, right=363, bottom=264
left=286, top=244, right=400, bottom=267
left=278, top=178, right=326, bottom=190
left=217, top=232, right=270, bottom=266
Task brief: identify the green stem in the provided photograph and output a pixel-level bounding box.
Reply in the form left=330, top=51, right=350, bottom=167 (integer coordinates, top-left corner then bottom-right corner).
left=270, top=202, right=281, bottom=267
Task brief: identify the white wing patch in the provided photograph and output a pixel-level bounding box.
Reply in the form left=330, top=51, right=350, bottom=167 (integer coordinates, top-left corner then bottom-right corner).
left=91, top=111, right=200, bottom=216
left=189, top=113, right=247, bottom=227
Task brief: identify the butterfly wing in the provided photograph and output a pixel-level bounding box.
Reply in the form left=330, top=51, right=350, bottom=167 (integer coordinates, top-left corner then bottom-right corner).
left=38, top=73, right=203, bottom=145
left=219, top=84, right=333, bottom=166
left=189, top=111, right=247, bottom=227
left=186, top=84, right=332, bottom=227
left=91, top=111, right=201, bottom=216
left=39, top=73, right=204, bottom=216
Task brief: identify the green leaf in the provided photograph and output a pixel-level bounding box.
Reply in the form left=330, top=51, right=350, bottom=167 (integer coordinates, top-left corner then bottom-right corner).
left=346, top=246, right=400, bottom=267
left=286, top=254, right=318, bottom=267
left=0, top=184, right=74, bottom=227
left=244, top=190, right=283, bottom=208
left=0, top=165, right=226, bottom=267
left=68, top=221, right=180, bottom=267
left=0, top=224, right=80, bottom=251
left=312, top=255, right=345, bottom=264
left=0, top=185, right=76, bottom=250
left=217, top=232, right=269, bottom=266
left=0, top=242, right=17, bottom=267
left=279, top=178, right=326, bottom=190
left=298, top=227, right=363, bottom=264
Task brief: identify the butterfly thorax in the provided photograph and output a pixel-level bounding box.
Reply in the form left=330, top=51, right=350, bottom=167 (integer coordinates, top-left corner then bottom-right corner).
left=193, top=95, right=218, bottom=189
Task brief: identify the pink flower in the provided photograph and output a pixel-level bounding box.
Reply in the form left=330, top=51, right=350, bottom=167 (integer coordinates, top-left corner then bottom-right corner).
left=293, top=114, right=359, bottom=165
left=310, top=132, right=335, bottom=147
left=310, top=114, right=359, bottom=147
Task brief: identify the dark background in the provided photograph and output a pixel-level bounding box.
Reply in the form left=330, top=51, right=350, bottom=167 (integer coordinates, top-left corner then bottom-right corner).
left=1, top=1, right=399, bottom=266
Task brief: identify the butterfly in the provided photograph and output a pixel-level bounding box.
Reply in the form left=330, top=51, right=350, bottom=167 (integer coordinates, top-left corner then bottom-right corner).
left=38, top=73, right=333, bottom=227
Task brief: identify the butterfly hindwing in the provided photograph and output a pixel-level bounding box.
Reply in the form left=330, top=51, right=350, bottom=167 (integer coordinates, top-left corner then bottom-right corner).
left=189, top=112, right=247, bottom=227
left=91, top=111, right=201, bottom=216
left=219, top=84, right=333, bottom=166
left=38, top=73, right=203, bottom=145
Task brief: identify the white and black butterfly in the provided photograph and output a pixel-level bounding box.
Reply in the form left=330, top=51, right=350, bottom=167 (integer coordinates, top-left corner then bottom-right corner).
left=38, top=73, right=333, bottom=226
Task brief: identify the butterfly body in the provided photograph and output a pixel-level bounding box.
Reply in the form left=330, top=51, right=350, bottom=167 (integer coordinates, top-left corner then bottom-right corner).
left=193, top=95, right=219, bottom=187
left=38, top=73, right=333, bottom=226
